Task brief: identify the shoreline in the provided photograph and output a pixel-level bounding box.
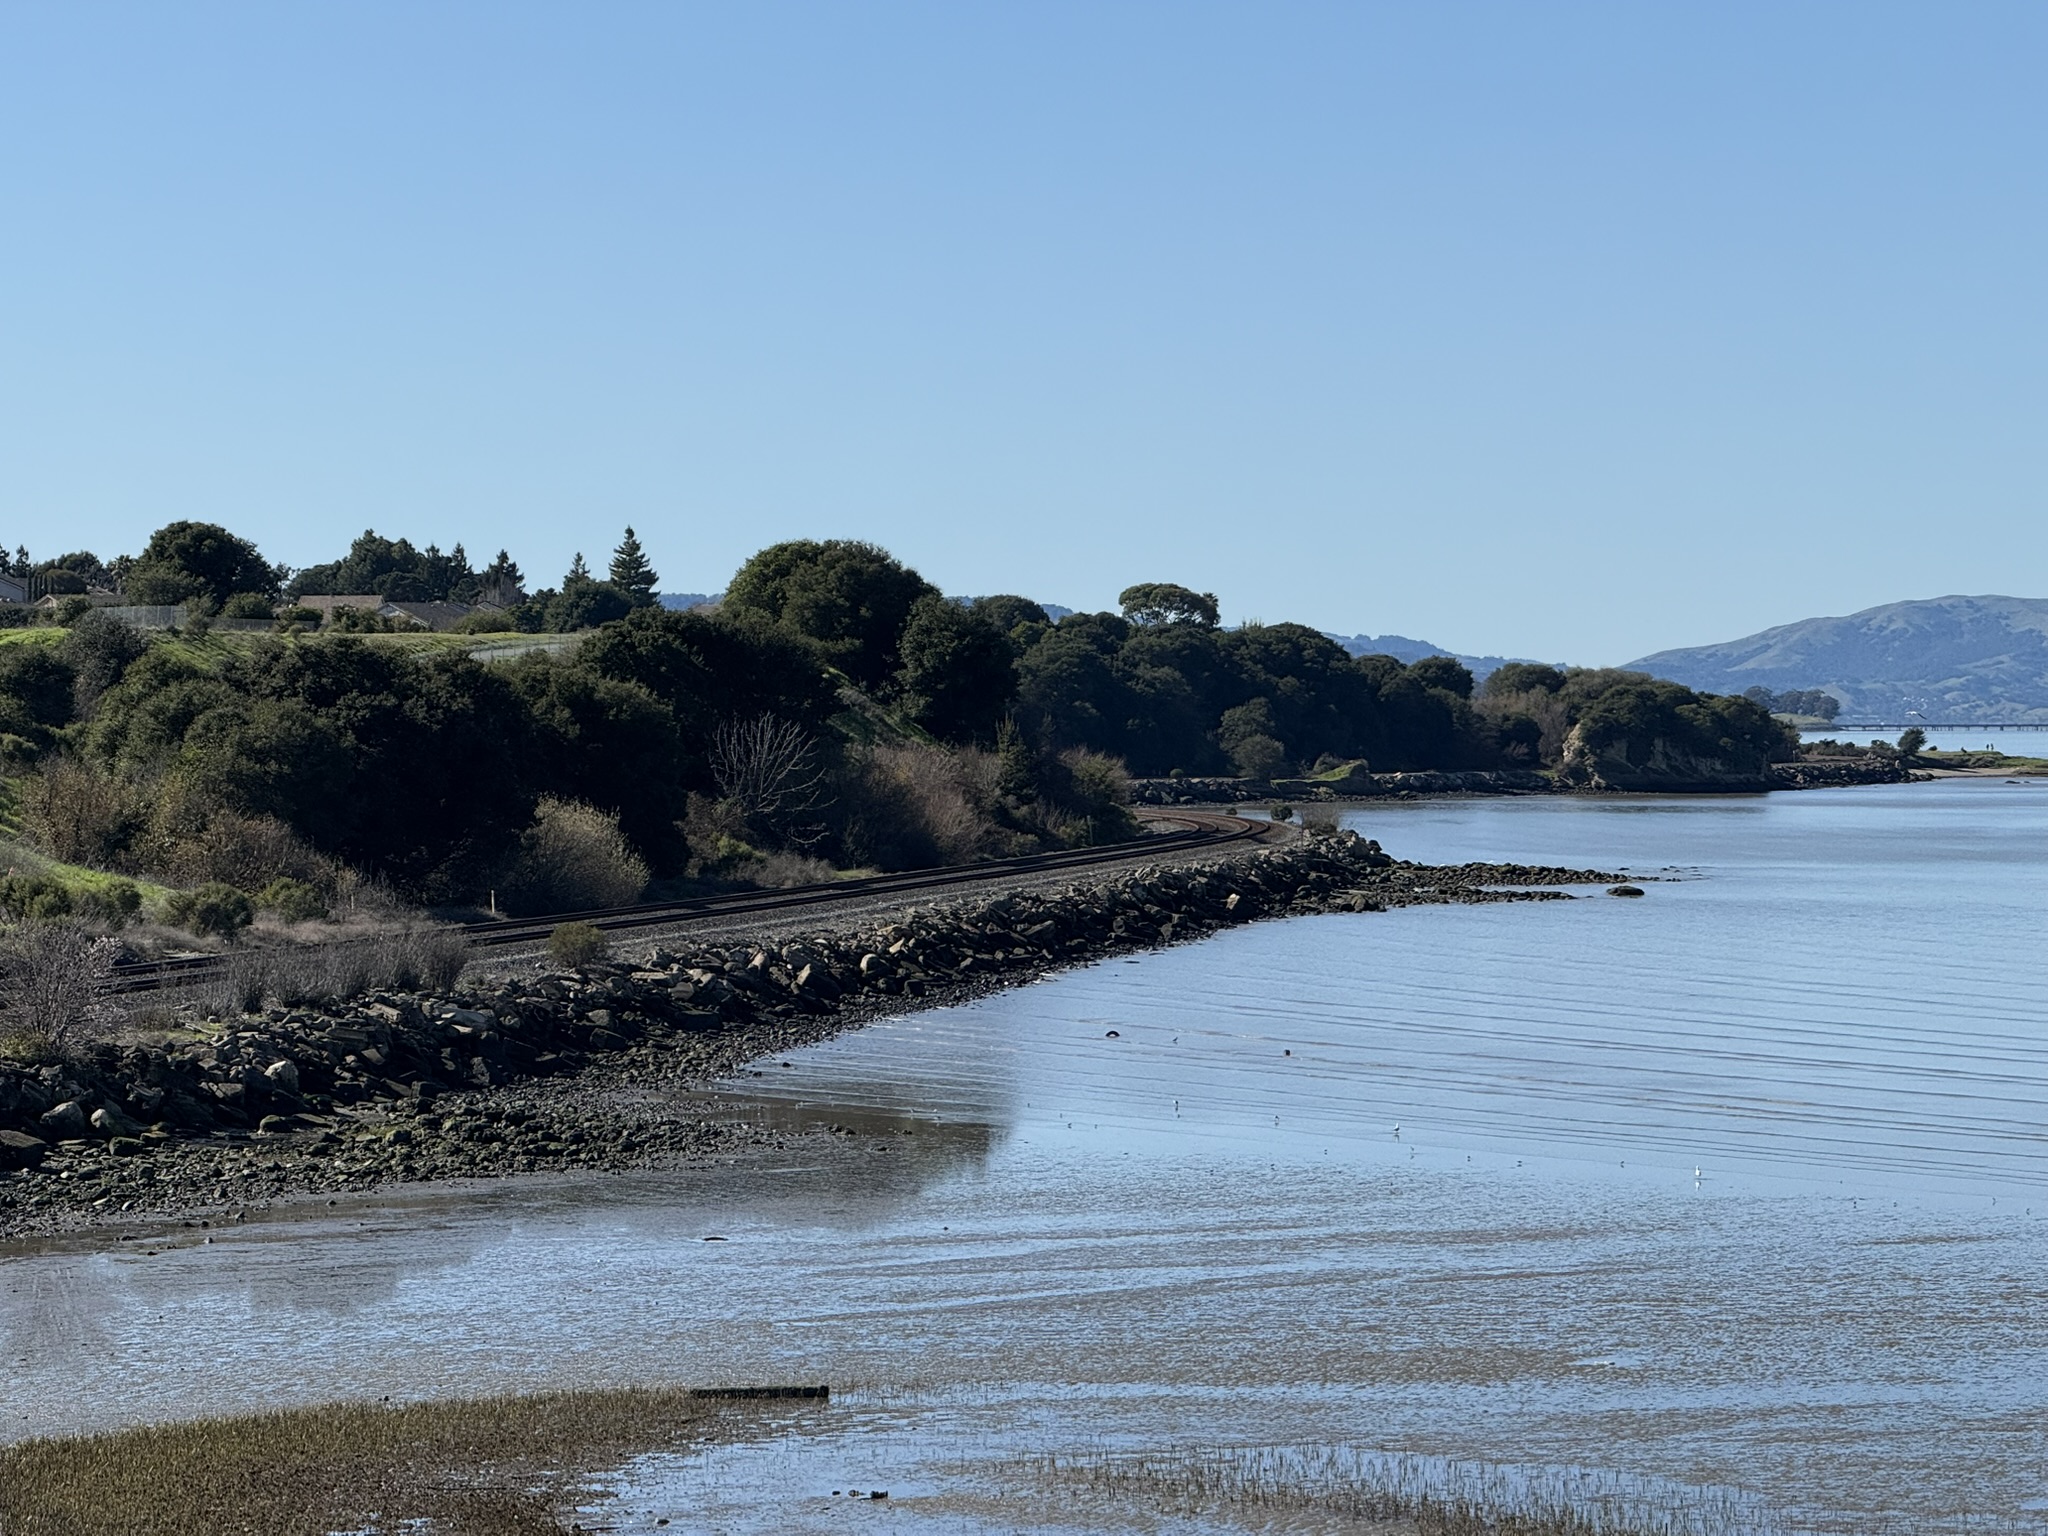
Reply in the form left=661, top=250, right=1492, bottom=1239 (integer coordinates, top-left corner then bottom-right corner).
left=0, top=830, right=1621, bottom=1242
left=1131, top=759, right=1925, bottom=804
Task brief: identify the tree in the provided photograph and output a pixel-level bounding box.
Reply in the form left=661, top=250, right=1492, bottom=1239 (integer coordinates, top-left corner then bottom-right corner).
left=894, top=594, right=1017, bottom=745
left=970, top=595, right=1051, bottom=639
left=609, top=527, right=658, bottom=602
left=577, top=607, right=837, bottom=751
left=1897, top=727, right=1927, bottom=757
left=1485, top=662, right=1567, bottom=698
left=544, top=579, right=634, bottom=632
left=1406, top=654, right=1475, bottom=699
left=710, top=715, right=828, bottom=847
left=126, top=522, right=277, bottom=606
left=478, top=549, right=525, bottom=604
left=57, top=612, right=149, bottom=716
left=1218, top=698, right=1288, bottom=779
left=723, top=539, right=938, bottom=692
left=1118, top=583, right=1220, bottom=628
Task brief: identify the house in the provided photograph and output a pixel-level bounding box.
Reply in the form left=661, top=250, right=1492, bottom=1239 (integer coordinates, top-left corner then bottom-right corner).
left=33, top=589, right=124, bottom=611
left=0, top=575, right=31, bottom=604
left=292, top=595, right=387, bottom=623
left=288, top=594, right=478, bottom=631
left=378, top=600, right=475, bottom=632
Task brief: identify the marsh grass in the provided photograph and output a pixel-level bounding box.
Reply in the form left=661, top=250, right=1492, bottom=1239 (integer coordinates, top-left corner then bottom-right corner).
left=1040, top=1444, right=1926, bottom=1536
left=196, top=926, right=470, bottom=1017
left=0, top=1387, right=752, bottom=1536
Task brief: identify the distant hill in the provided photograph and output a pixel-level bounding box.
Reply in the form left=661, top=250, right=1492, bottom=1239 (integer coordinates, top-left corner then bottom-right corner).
left=1627, top=595, right=2048, bottom=724
left=1324, top=633, right=1542, bottom=689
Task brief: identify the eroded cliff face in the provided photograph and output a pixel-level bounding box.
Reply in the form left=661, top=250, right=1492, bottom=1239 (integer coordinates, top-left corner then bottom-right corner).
left=1557, top=723, right=1776, bottom=792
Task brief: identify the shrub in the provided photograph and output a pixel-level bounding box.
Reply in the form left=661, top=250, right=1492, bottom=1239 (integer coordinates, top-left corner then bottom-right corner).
left=837, top=743, right=1006, bottom=870
left=163, top=881, right=254, bottom=939
left=0, top=920, right=121, bottom=1055
left=547, top=920, right=608, bottom=968
left=500, top=798, right=648, bottom=916
left=451, top=608, right=516, bottom=633
left=20, top=756, right=150, bottom=867
left=144, top=800, right=334, bottom=896
left=76, top=879, right=142, bottom=927
left=0, top=873, right=74, bottom=922
left=56, top=611, right=149, bottom=716
left=220, top=592, right=276, bottom=620
left=209, top=926, right=469, bottom=1013
left=326, top=604, right=394, bottom=633
left=256, top=877, right=327, bottom=923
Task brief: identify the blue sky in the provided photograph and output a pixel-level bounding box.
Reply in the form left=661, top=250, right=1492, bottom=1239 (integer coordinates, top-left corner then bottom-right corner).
left=1, top=2, right=2041, bottom=663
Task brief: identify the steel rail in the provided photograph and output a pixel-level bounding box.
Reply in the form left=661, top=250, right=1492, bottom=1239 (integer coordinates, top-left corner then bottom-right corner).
left=108, top=811, right=1275, bottom=996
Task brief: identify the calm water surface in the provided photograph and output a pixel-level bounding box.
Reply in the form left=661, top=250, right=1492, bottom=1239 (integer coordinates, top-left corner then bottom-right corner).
left=5, top=780, right=2047, bottom=1532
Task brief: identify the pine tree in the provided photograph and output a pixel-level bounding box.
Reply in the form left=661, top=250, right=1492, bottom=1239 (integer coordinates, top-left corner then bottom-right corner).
left=481, top=549, right=524, bottom=591
left=566, top=552, right=590, bottom=584
left=609, top=527, right=657, bottom=597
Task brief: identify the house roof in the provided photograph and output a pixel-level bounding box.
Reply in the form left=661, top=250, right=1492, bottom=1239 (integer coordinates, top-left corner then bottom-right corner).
left=293, top=594, right=386, bottom=613
left=379, top=600, right=475, bottom=630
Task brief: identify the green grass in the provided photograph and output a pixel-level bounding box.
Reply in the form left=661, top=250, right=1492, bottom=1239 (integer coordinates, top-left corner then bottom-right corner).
left=151, top=626, right=578, bottom=669
left=0, top=830, right=175, bottom=908
left=0, top=626, right=67, bottom=649
left=1919, top=746, right=2048, bottom=772
left=0, top=1387, right=763, bottom=1536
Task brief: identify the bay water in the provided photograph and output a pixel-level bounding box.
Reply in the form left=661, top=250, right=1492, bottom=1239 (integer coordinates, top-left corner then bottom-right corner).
left=5, top=779, right=2047, bottom=1531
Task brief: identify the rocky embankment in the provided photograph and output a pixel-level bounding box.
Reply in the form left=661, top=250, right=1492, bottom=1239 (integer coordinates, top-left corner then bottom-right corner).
left=1133, top=771, right=1557, bottom=804
left=1135, top=758, right=1919, bottom=803
left=0, top=830, right=1619, bottom=1237
left=1768, top=759, right=1922, bottom=789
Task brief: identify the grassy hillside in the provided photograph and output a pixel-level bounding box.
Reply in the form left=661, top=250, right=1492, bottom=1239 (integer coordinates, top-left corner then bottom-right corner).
left=1628, top=595, right=2048, bottom=723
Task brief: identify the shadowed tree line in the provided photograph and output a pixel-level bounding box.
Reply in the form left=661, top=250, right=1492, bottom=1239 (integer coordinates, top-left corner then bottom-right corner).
left=0, top=524, right=1791, bottom=919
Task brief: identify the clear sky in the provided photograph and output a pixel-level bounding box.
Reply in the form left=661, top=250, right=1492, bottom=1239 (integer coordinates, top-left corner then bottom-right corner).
left=2, top=2, right=2042, bottom=664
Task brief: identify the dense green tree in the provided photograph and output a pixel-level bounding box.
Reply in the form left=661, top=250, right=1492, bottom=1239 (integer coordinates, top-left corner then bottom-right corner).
left=970, top=595, right=1051, bottom=640
left=58, top=612, right=150, bottom=716
left=578, top=607, right=837, bottom=744
left=0, top=646, right=77, bottom=746
left=478, top=549, right=525, bottom=603
left=508, top=658, right=690, bottom=871
left=724, top=540, right=938, bottom=691
left=1118, top=582, right=1220, bottom=628
left=608, top=527, right=659, bottom=601
left=122, top=640, right=539, bottom=897
left=1217, top=698, right=1288, bottom=778
left=289, top=531, right=480, bottom=602
left=1484, top=662, right=1567, bottom=698
left=126, top=522, right=277, bottom=606
left=1406, top=655, right=1475, bottom=699
left=895, top=595, right=1017, bottom=745
left=545, top=578, right=635, bottom=632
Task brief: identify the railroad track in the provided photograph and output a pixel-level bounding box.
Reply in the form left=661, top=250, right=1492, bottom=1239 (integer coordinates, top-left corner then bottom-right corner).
left=109, top=811, right=1279, bottom=997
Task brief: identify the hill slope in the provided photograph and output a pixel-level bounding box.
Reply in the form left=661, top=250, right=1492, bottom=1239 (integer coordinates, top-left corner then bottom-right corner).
left=1627, top=595, right=2048, bottom=723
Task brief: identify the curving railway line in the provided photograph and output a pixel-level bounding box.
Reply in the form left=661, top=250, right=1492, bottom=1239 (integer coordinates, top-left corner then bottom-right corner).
left=108, top=810, right=1284, bottom=997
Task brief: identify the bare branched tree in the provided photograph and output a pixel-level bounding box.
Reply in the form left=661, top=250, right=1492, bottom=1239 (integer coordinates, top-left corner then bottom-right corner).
left=710, top=715, right=829, bottom=847
left=0, top=921, right=122, bottom=1051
